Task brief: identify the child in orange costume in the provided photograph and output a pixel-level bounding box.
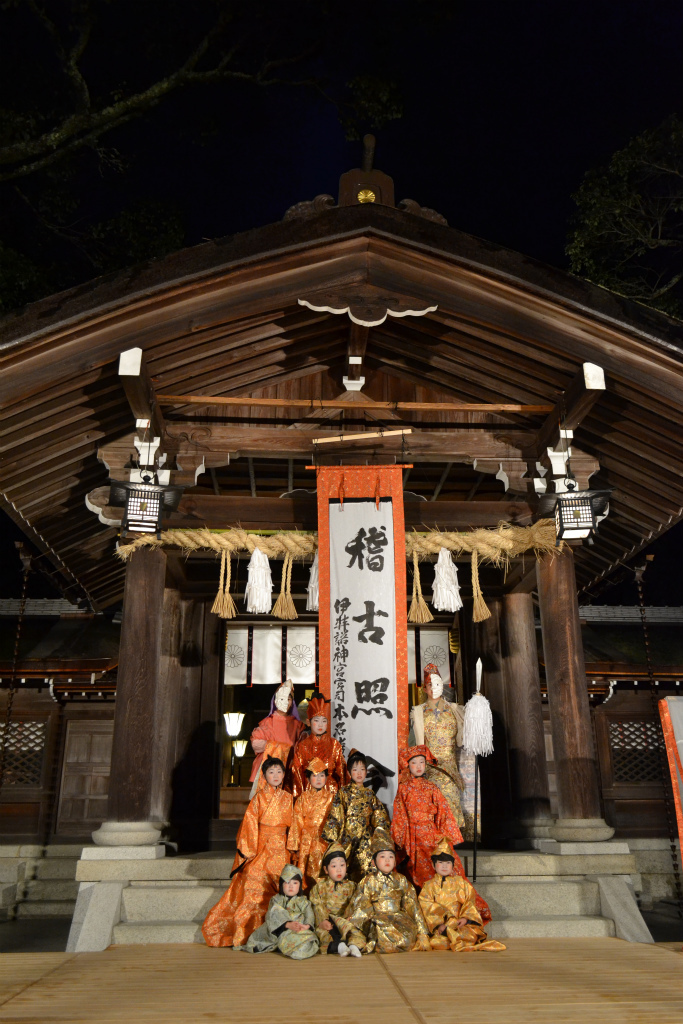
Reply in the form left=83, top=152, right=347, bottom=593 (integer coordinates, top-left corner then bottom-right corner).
left=288, top=757, right=335, bottom=888
left=203, top=756, right=292, bottom=947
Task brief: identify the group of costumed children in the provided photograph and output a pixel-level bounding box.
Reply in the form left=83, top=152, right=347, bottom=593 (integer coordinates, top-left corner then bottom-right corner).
left=202, top=676, right=505, bottom=959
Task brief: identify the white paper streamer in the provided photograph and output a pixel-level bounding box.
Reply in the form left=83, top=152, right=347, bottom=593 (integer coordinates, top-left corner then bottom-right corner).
left=306, top=552, right=319, bottom=612
left=431, top=547, right=463, bottom=612
left=463, top=657, right=493, bottom=756
left=244, top=548, right=272, bottom=614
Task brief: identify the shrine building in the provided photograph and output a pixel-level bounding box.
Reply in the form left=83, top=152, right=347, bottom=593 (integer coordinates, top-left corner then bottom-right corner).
left=1, top=142, right=682, bottom=946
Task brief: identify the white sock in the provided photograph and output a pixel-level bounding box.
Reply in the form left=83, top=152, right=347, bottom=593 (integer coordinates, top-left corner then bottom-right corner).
left=348, top=944, right=362, bottom=957
left=337, top=941, right=350, bottom=957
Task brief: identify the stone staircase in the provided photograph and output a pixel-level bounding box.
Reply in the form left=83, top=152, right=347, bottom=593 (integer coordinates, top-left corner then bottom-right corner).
left=90, top=845, right=648, bottom=945
left=0, top=845, right=83, bottom=920
left=470, top=850, right=635, bottom=939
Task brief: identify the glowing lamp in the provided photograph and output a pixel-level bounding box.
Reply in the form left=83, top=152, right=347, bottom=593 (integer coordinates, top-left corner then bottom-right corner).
left=224, top=712, right=245, bottom=737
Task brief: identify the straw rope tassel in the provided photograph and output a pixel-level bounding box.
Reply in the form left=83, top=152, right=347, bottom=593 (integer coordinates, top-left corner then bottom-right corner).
left=408, top=550, right=433, bottom=624
left=272, top=552, right=298, bottom=621
left=211, top=550, right=237, bottom=619
left=471, top=550, right=491, bottom=622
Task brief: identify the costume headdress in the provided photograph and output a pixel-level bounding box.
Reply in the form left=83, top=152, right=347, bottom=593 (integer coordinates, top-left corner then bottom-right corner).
left=306, top=756, right=328, bottom=776
left=398, top=744, right=436, bottom=772
left=422, top=663, right=441, bottom=687
left=370, top=826, right=395, bottom=858
left=431, top=836, right=455, bottom=861
left=280, top=863, right=303, bottom=883
left=321, top=842, right=349, bottom=871
left=307, top=695, right=330, bottom=720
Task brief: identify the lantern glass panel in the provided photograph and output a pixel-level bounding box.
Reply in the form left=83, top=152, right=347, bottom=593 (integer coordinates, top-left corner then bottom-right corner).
left=126, top=485, right=162, bottom=533
left=233, top=739, right=248, bottom=757
left=555, top=494, right=595, bottom=540
left=224, top=712, right=245, bottom=737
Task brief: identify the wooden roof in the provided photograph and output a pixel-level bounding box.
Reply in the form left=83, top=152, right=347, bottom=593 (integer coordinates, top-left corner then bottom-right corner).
left=1, top=202, right=682, bottom=609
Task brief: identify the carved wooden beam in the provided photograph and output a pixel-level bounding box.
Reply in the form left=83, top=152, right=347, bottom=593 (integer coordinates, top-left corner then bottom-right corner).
left=85, top=488, right=535, bottom=531
left=118, top=347, right=165, bottom=438
left=534, top=362, right=606, bottom=457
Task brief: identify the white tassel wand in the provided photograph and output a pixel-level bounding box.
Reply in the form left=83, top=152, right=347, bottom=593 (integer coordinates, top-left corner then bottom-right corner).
left=306, top=552, right=319, bottom=612
left=431, top=547, right=463, bottom=613
left=463, top=657, right=493, bottom=881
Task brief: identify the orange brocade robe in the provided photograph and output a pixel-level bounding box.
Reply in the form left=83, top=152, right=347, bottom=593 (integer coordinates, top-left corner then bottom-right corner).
left=249, top=712, right=304, bottom=791
left=288, top=784, right=335, bottom=888
left=291, top=733, right=348, bottom=796
left=202, top=785, right=293, bottom=948
left=390, top=775, right=492, bottom=924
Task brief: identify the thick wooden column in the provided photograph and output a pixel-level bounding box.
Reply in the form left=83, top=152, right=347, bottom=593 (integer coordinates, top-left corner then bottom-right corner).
left=501, top=592, right=553, bottom=836
left=536, top=547, right=614, bottom=841
left=474, top=599, right=514, bottom=845
left=94, top=547, right=177, bottom=845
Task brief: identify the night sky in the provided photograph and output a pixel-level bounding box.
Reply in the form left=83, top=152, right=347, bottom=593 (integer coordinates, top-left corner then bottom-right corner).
left=2, top=0, right=682, bottom=605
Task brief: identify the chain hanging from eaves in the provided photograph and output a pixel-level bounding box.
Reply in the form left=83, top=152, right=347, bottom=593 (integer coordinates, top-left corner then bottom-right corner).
left=0, top=552, right=31, bottom=797
left=635, top=560, right=683, bottom=917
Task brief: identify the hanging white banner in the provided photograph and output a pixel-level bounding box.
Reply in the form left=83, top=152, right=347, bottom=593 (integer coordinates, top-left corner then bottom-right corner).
left=224, top=626, right=317, bottom=686
left=407, top=628, right=451, bottom=686
left=285, top=627, right=317, bottom=686
left=329, top=498, right=398, bottom=808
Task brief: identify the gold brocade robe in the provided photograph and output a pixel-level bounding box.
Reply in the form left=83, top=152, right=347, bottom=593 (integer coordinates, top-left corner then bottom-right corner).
left=321, top=783, right=391, bottom=881
left=309, top=876, right=365, bottom=951
left=291, top=734, right=348, bottom=796
left=421, top=701, right=465, bottom=828
left=202, top=785, right=293, bottom=948
left=418, top=874, right=506, bottom=952
left=346, top=869, right=431, bottom=953
left=287, top=785, right=335, bottom=888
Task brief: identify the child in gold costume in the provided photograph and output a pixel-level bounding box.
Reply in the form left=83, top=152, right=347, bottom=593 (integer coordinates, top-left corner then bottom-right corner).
left=202, top=756, right=292, bottom=948
left=243, top=864, right=319, bottom=960
left=346, top=827, right=431, bottom=953
left=322, top=750, right=390, bottom=881
left=309, top=843, right=365, bottom=956
left=419, top=838, right=506, bottom=952
left=288, top=757, right=335, bottom=889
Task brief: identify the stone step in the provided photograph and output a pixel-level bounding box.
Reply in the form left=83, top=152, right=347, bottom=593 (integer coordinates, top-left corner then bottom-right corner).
left=113, top=922, right=204, bottom=944
left=0, top=862, right=25, bottom=884
left=476, top=880, right=601, bottom=918
left=32, top=859, right=80, bottom=880
left=16, top=900, right=76, bottom=918
left=121, top=886, right=222, bottom=923
left=488, top=916, right=616, bottom=939
left=22, top=879, right=80, bottom=902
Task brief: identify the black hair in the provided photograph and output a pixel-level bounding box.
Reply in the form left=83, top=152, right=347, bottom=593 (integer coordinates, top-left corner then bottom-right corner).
left=347, top=750, right=367, bottom=771
left=322, top=848, right=347, bottom=869
left=431, top=853, right=455, bottom=864
left=279, top=873, right=302, bottom=895
left=304, top=766, right=329, bottom=779
left=261, top=756, right=286, bottom=777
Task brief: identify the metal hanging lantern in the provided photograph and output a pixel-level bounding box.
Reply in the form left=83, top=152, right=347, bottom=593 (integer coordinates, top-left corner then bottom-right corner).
left=537, top=474, right=611, bottom=546
left=109, top=474, right=184, bottom=538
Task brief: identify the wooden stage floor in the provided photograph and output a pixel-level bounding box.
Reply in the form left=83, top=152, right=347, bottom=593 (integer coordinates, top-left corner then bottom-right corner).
left=0, top=939, right=680, bottom=1024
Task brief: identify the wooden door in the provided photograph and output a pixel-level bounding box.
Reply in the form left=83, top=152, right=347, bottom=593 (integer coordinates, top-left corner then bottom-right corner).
left=56, top=720, right=113, bottom=834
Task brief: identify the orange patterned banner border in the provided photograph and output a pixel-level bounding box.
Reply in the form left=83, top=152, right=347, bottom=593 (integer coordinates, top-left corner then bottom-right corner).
left=316, top=466, right=410, bottom=749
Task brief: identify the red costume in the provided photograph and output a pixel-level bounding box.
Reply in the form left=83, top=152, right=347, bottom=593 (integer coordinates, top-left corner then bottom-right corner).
left=391, top=745, right=491, bottom=923
left=249, top=710, right=304, bottom=792
left=291, top=697, right=348, bottom=796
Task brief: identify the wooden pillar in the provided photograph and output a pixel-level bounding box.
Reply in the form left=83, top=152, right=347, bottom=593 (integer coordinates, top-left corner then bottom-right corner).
left=93, top=547, right=178, bottom=846
left=470, top=599, right=513, bottom=845
left=536, top=547, right=614, bottom=841
left=501, top=592, right=553, bottom=836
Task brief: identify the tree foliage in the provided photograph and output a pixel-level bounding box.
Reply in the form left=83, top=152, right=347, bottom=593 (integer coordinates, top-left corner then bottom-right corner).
left=567, top=116, right=683, bottom=317
left=0, top=0, right=409, bottom=312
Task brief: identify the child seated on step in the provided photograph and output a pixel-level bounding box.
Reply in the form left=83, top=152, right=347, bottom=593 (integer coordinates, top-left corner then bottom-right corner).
left=345, top=827, right=431, bottom=953
left=309, top=842, right=365, bottom=956
left=418, top=838, right=505, bottom=952
left=242, top=864, right=319, bottom=960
